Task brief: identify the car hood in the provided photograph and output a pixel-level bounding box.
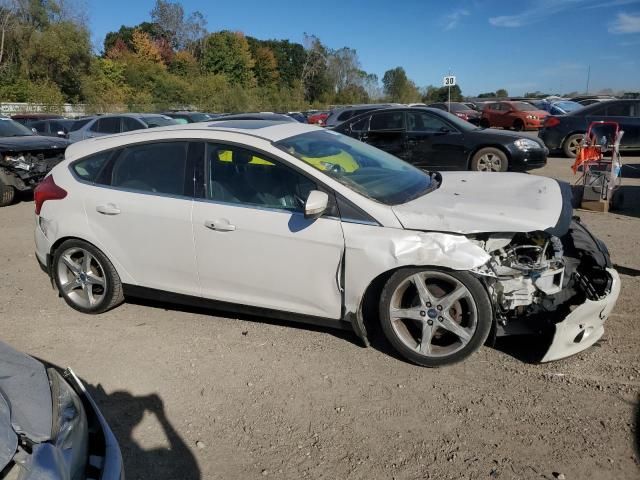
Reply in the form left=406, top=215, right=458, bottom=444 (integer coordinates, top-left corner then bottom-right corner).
left=392, top=172, right=570, bottom=234
left=0, top=341, right=52, bottom=472
left=0, top=136, right=69, bottom=152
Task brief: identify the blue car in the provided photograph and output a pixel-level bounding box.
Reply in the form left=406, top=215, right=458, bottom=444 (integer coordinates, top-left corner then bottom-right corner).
left=532, top=100, right=583, bottom=116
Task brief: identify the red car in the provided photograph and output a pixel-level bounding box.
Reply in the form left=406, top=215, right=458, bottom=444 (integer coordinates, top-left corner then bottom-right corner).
left=307, top=111, right=329, bottom=126
left=480, top=101, right=548, bottom=131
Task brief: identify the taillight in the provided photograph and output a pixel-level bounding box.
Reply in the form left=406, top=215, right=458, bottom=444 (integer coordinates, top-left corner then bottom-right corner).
left=544, top=116, right=560, bottom=128
left=34, top=175, right=67, bottom=215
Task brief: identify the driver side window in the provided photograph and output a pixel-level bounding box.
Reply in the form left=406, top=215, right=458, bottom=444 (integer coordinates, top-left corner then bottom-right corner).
left=207, top=143, right=316, bottom=213
left=407, top=111, right=451, bottom=132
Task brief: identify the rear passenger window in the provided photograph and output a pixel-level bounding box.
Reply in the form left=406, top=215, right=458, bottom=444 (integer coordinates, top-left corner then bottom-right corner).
left=370, top=112, right=405, bottom=130
left=107, top=142, right=191, bottom=197
left=350, top=116, right=370, bottom=132
left=92, top=117, right=121, bottom=134
left=72, top=150, right=112, bottom=182
left=122, top=117, right=145, bottom=132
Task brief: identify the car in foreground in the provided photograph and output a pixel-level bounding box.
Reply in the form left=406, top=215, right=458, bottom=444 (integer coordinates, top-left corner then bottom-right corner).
left=324, top=104, right=399, bottom=128
left=162, top=111, right=212, bottom=124
left=33, top=121, right=619, bottom=367
left=480, top=101, right=549, bottom=131
left=26, top=117, right=94, bottom=138
left=0, top=340, right=123, bottom=479
left=68, top=113, right=178, bottom=142
left=427, top=102, right=481, bottom=125
left=333, top=107, right=547, bottom=172
left=538, top=99, right=640, bottom=157
left=0, top=116, right=69, bottom=207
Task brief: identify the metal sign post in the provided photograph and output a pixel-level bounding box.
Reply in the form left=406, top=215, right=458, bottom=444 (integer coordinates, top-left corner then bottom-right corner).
left=443, top=74, right=456, bottom=112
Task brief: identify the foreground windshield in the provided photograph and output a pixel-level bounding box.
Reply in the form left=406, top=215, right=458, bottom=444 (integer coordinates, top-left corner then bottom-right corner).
left=275, top=130, right=434, bottom=205
left=143, top=116, right=177, bottom=127
left=0, top=118, right=34, bottom=137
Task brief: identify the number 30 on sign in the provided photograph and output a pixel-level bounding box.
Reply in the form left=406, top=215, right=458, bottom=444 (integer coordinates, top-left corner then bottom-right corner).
left=443, top=76, right=456, bottom=86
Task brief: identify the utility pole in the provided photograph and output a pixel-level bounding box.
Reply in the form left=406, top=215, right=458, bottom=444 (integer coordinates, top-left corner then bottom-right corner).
left=586, top=65, right=591, bottom=94
left=448, top=69, right=451, bottom=112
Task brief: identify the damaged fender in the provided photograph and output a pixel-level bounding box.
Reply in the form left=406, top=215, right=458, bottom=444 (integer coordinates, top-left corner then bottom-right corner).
left=341, top=222, right=491, bottom=343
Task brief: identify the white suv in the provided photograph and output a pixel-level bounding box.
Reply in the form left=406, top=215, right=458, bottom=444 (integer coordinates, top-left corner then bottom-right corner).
left=34, top=120, right=620, bottom=366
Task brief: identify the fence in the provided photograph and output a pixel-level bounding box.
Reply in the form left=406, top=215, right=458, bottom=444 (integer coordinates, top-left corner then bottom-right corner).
left=0, top=103, right=87, bottom=116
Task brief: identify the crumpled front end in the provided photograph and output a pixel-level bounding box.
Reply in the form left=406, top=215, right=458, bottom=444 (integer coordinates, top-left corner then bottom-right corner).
left=472, top=218, right=619, bottom=362
left=0, top=150, right=65, bottom=191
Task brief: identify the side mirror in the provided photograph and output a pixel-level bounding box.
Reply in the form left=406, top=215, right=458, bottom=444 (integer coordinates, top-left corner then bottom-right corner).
left=304, top=190, right=329, bottom=220
left=31, top=128, right=38, bottom=134
left=56, top=130, right=67, bottom=138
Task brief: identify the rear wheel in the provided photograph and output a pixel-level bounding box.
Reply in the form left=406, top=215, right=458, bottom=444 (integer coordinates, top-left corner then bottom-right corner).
left=471, top=147, right=508, bottom=172
left=0, top=180, right=15, bottom=207
left=563, top=133, right=584, bottom=158
left=52, top=239, right=124, bottom=314
left=513, top=119, right=524, bottom=131
left=379, top=268, right=492, bottom=367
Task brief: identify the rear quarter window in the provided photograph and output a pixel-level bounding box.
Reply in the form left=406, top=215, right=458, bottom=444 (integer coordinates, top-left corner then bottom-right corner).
left=71, top=150, right=112, bottom=182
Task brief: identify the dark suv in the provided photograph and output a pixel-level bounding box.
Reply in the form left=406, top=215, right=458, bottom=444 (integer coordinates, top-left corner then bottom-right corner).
left=324, top=104, right=399, bottom=128
left=538, top=99, right=640, bottom=157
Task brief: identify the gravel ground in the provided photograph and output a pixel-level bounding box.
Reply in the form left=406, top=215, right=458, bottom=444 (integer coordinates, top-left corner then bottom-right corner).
left=1, top=152, right=639, bottom=480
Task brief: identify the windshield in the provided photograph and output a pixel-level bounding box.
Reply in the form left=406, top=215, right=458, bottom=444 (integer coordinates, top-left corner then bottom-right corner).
left=0, top=117, right=35, bottom=137
left=275, top=130, right=435, bottom=205
left=142, top=116, right=177, bottom=128
left=188, top=113, right=210, bottom=122
left=552, top=101, right=582, bottom=113
left=513, top=102, right=538, bottom=111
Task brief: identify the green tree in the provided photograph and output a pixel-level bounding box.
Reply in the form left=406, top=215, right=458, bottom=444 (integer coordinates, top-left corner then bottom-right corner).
left=382, top=67, right=420, bottom=103
left=200, top=30, right=255, bottom=87
left=477, top=92, right=496, bottom=98
left=252, top=45, right=279, bottom=87
left=301, top=34, right=331, bottom=103
left=495, top=88, right=508, bottom=98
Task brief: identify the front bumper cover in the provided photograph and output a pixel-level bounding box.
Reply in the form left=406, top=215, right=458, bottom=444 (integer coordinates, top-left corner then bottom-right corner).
left=541, top=267, right=620, bottom=362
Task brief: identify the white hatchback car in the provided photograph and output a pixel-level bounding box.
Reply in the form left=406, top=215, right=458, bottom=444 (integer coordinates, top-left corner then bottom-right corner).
left=34, top=120, right=620, bottom=367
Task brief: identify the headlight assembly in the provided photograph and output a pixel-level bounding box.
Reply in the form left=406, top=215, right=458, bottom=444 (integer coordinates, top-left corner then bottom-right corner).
left=513, top=138, right=540, bottom=151
left=48, top=368, right=89, bottom=480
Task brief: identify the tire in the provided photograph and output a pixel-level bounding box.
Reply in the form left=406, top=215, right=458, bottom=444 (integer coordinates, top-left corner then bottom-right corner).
left=470, top=147, right=508, bottom=172
left=563, top=133, right=584, bottom=158
left=52, top=239, right=124, bottom=314
left=379, top=268, right=493, bottom=367
left=479, top=118, right=490, bottom=128
left=0, top=180, right=15, bottom=207
left=513, top=119, right=524, bottom=131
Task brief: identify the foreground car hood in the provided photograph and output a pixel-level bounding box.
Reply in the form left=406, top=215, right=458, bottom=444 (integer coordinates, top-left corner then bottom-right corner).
left=0, top=341, right=52, bottom=456
left=392, top=172, right=567, bottom=234
left=0, top=136, right=69, bottom=152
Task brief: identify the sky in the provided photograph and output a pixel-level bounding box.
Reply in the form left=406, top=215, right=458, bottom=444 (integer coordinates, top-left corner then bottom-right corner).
left=87, top=0, right=640, bottom=96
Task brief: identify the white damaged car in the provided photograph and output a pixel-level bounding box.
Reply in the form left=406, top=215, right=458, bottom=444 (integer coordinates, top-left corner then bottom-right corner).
left=33, top=121, right=620, bottom=366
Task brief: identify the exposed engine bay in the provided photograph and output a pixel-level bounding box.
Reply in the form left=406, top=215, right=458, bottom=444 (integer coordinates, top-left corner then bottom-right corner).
left=472, top=218, right=613, bottom=336
left=0, top=150, right=65, bottom=190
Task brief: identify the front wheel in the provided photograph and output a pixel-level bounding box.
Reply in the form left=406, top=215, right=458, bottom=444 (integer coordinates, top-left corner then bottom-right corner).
left=379, top=268, right=493, bottom=367
left=52, top=239, right=124, bottom=314
left=471, top=147, right=508, bottom=172
left=479, top=118, right=490, bottom=128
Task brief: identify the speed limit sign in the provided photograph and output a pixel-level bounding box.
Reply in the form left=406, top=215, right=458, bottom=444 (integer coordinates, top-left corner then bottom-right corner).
left=443, top=75, right=456, bottom=86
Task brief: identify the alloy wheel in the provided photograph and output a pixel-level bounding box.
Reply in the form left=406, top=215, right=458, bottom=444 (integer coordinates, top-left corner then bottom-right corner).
left=388, top=271, right=478, bottom=357
left=56, top=247, right=107, bottom=309
left=475, top=153, right=503, bottom=172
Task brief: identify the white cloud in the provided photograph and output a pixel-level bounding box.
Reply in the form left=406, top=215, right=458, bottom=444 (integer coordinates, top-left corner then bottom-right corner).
left=608, top=12, right=640, bottom=33
left=443, top=8, right=470, bottom=30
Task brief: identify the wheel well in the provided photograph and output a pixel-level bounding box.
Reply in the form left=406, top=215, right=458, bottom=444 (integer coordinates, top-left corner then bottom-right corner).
left=466, top=144, right=511, bottom=170
left=513, top=118, right=524, bottom=127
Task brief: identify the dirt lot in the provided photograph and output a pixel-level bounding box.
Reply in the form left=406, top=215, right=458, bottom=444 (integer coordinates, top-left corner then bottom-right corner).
left=1, top=152, right=639, bottom=480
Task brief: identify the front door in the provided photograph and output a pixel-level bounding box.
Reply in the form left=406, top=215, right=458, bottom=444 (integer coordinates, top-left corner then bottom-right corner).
left=192, top=143, right=345, bottom=319
left=405, top=110, right=467, bottom=170
left=83, top=141, right=200, bottom=295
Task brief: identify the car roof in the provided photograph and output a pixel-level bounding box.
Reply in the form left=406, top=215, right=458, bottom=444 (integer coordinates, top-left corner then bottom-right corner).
left=64, top=121, right=321, bottom=160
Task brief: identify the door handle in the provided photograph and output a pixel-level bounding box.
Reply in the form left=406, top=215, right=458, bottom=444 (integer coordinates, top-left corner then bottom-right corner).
left=96, top=204, right=121, bottom=215
left=205, top=219, right=236, bottom=232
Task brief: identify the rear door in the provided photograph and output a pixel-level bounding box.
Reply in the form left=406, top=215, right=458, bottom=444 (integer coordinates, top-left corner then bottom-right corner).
left=405, top=110, right=467, bottom=170
left=83, top=141, right=200, bottom=295
left=86, top=117, right=121, bottom=139
left=365, top=111, right=408, bottom=160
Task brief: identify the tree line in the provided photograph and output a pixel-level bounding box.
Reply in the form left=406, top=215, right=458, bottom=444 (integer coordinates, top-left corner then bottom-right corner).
left=0, top=0, right=506, bottom=113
